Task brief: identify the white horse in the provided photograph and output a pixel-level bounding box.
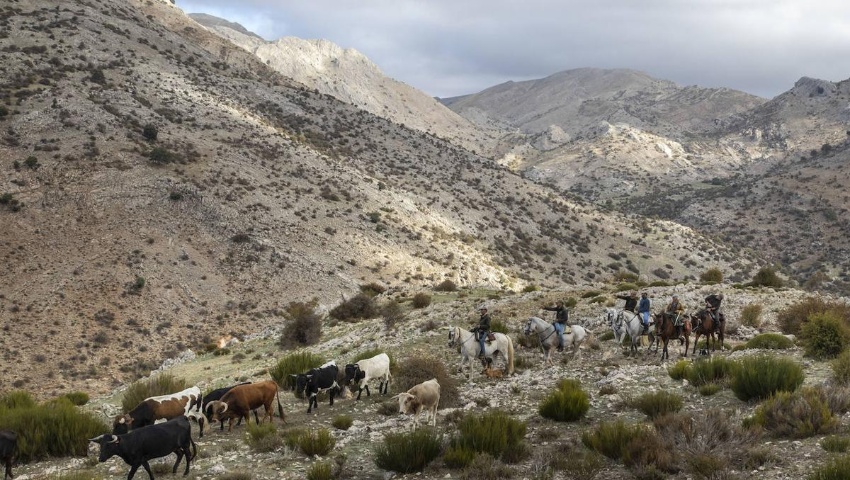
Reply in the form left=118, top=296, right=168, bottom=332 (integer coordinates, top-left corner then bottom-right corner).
left=605, top=308, right=643, bottom=355
left=523, top=317, right=587, bottom=366
left=447, top=326, right=515, bottom=379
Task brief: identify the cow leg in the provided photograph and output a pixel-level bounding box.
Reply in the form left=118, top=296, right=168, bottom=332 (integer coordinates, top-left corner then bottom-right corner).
left=356, top=386, right=363, bottom=401
left=329, top=387, right=337, bottom=407
left=172, top=448, right=184, bottom=474
left=182, top=444, right=192, bottom=475
left=307, top=395, right=315, bottom=413
left=126, top=464, right=140, bottom=480
left=364, top=385, right=371, bottom=397
left=252, top=409, right=260, bottom=424
left=4, top=457, right=11, bottom=480
left=228, top=417, right=234, bottom=432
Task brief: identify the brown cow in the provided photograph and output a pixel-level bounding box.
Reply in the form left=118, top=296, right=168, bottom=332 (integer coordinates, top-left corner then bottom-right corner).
left=208, top=380, right=284, bottom=431
left=113, top=386, right=207, bottom=438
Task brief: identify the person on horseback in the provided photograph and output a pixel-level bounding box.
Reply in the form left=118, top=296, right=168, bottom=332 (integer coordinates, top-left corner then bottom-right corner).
left=616, top=291, right=638, bottom=313
left=665, top=294, right=686, bottom=340
left=704, top=293, right=724, bottom=331
left=638, top=292, right=651, bottom=335
left=475, top=307, right=491, bottom=359
left=542, top=301, right=570, bottom=352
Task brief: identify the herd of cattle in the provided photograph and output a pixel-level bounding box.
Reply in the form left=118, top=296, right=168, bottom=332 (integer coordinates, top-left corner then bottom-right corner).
left=0, top=352, right=443, bottom=480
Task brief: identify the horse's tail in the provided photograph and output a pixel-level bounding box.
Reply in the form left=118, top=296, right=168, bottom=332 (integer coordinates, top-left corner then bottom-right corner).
left=506, top=335, right=515, bottom=376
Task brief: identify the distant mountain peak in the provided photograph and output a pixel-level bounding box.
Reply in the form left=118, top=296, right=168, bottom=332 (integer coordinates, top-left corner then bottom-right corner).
left=188, top=13, right=263, bottom=40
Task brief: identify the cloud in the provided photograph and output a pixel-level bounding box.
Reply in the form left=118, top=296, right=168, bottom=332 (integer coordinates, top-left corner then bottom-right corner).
left=176, top=0, right=850, bottom=98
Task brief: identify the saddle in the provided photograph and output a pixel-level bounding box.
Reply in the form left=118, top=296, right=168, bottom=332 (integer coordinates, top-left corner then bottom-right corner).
left=486, top=332, right=496, bottom=342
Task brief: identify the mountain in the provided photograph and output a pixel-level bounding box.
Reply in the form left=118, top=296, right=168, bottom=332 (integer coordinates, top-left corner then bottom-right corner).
left=190, top=14, right=497, bottom=155
left=0, top=0, right=752, bottom=398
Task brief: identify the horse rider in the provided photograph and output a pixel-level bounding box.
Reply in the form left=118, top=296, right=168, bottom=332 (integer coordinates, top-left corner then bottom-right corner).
left=664, top=294, right=686, bottom=340
left=616, top=291, right=638, bottom=313
left=474, top=306, right=491, bottom=359
left=638, top=292, right=651, bottom=335
left=542, top=301, right=570, bottom=352
left=703, top=293, right=725, bottom=331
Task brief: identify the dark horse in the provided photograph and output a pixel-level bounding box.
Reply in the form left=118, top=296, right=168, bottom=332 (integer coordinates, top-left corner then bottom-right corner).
left=691, top=310, right=725, bottom=355
left=652, top=312, right=691, bottom=360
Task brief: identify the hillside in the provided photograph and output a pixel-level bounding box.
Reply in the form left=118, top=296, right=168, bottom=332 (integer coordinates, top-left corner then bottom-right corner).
left=0, top=0, right=758, bottom=399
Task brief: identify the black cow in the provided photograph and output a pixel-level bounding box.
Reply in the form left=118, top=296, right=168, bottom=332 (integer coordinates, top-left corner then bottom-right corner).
left=0, top=430, right=16, bottom=480
left=293, top=363, right=340, bottom=413
left=202, top=383, right=259, bottom=431
left=90, top=415, right=196, bottom=480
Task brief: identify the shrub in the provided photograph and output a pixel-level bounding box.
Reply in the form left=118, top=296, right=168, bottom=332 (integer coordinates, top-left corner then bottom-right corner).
left=295, top=428, right=336, bottom=456
left=329, top=293, right=377, bottom=321
left=332, top=415, right=353, bottom=431
left=687, top=357, right=733, bottom=387
left=142, top=123, right=158, bottom=141
left=581, top=420, right=646, bottom=460
left=452, top=411, right=526, bottom=462
left=443, top=444, right=476, bottom=469
left=742, top=333, right=794, bottom=350
left=381, top=300, right=405, bottom=329
left=306, top=460, right=334, bottom=480
left=615, top=282, right=638, bottom=292
left=746, top=388, right=836, bottom=438
left=740, top=304, right=763, bottom=327
left=269, top=351, right=325, bottom=391
left=731, top=355, right=804, bottom=401
left=0, top=397, right=108, bottom=462
left=0, top=391, right=36, bottom=410
left=629, top=391, right=683, bottom=419
left=244, top=422, right=282, bottom=452
left=360, top=282, right=386, bottom=297
left=538, top=379, right=590, bottom=422
left=394, top=356, right=459, bottom=407
left=750, top=267, right=783, bottom=288
left=832, top=350, right=850, bottom=386
left=434, top=279, right=458, bottom=292
left=700, top=268, right=723, bottom=283
left=698, top=383, right=721, bottom=396
left=490, top=319, right=509, bottom=334
left=374, top=428, right=442, bottom=473
left=808, top=455, right=850, bottom=480
left=121, top=374, right=188, bottom=413
left=667, top=360, right=690, bottom=381
left=147, top=146, right=180, bottom=164
left=778, top=297, right=850, bottom=336
left=559, top=448, right=606, bottom=480
left=822, top=436, right=850, bottom=453
left=801, top=312, right=850, bottom=359
left=279, top=300, right=322, bottom=348
left=62, top=392, right=89, bottom=406
left=411, top=293, right=432, bottom=309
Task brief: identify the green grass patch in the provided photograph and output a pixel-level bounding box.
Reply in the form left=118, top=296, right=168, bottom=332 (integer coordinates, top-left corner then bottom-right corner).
left=538, top=379, right=590, bottom=422
left=742, top=333, right=794, bottom=350
left=121, top=374, right=188, bottom=413
left=269, top=351, right=325, bottom=391
left=731, top=355, right=804, bottom=401
left=374, top=428, right=442, bottom=473
left=629, top=391, right=683, bottom=419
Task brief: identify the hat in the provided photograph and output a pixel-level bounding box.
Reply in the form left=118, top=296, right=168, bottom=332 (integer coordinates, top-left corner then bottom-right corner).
left=479, top=306, right=488, bottom=312
left=672, top=294, right=679, bottom=298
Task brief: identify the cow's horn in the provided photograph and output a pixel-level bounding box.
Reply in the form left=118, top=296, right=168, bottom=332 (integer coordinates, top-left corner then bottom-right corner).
left=89, top=435, right=105, bottom=443
left=220, top=402, right=228, bottom=413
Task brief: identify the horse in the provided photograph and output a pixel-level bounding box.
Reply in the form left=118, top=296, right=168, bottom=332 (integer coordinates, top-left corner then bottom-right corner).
left=605, top=308, right=643, bottom=355
left=447, top=326, right=515, bottom=379
left=653, top=312, right=691, bottom=361
left=691, top=310, right=725, bottom=355
left=523, top=317, right=587, bottom=366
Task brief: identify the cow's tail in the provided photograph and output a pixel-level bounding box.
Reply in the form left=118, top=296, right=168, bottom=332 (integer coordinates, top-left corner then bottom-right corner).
left=275, top=389, right=286, bottom=424
left=189, top=437, right=198, bottom=460
left=506, top=336, right=515, bottom=376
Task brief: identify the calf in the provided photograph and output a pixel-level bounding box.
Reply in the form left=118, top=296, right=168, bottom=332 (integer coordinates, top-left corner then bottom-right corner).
left=208, top=380, right=284, bottom=432
left=391, top=378, right=441, bottom=429
left=90, top=415, right=196, bottom=480
left=293, top=362, right=340, bottom=413
left=202, top=383, right=259, bottom=432
left=114, top=387, right=207, bottom=438
left=0, top=430, right=15, bottom=480
left=344, top=353, right=391, bottom=400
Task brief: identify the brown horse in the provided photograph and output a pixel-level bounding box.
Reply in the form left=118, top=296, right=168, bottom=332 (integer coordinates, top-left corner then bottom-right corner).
left=652, top=312, right=691, bottom=360
left=691, top=310, right=725, bottom=355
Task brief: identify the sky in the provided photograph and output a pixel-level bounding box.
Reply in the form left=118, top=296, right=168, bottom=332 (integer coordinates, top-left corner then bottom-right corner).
left=175, top=0, right=850, bottom=99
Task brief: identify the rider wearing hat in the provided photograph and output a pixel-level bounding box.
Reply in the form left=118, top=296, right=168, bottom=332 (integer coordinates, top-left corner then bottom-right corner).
left=476, top=307, right=491, bottom=359
left=704, top=293, right=725, bottom=331
left=665, top=294, right=686, bottom=339
left=542, top=301, right=569, bottom=351
left=615, top=291, right=639, bottom=313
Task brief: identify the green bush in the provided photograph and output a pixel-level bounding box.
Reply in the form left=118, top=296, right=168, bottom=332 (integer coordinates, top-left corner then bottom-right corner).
left=831, top=350, right=850, bottom=386
left=687, top=357, right=733, bottom=387
left=0, top=391, right=36, bottom=410
left=629, top=391, right=683, bottom=419
left=374, top=428, right=442, bottom=473
left=394, top=356, right=459, bottom=407
left=411, top=293, right=432, bottom=309
left=331, top=415, right=353, bottom=431
left=700, top=268, right=723, bottom=283
left=434, top=279, right=458, bottom=292
left=294, top=428, right=336, bottom=456
left=615, top=283, right=638, bottom=292
left=360, top=282, right=386, bottom=297
left=740, top=304, right=763, bottom=327
left=452, top=411, right=526, bottom=462
left=0, top=398, right=108, bottom=462
left=121, top=374, right=188, bottom=413
left=443, top=444, right=476, bottom=469
left=667, top=360, right=690, bottom=381
left=279, top=300, right=322, bottom=348
left=743, top=333, right=794, bottom=350
left=801, top=312, right=850, bottom=359
left=381, top=300, right=406, bottom=329
left=49, top=473, right=103, bottom=480
left=581, top=420, right=646, bottom=460
left=808, top=455, right=850, bottom=480
left=538, top=379, right=590, bottom=422
left=329, top=293, right=377, bottom=321
left=62, top=392, right=89, bottom=406
left=746, top=388, right=835, bottom=438
left=490, top=319, right=509, bottom=334
left=147, top=146, right=180, bottom=164
left=822, top=436, right=850, bottom=453
left=698, top=383, right=721, bottom=396
left=269, top=351, right=325, bottom=391
left=750, top=267, right=783, bottom=288
left=731, top=356, right=804, bottom=401
left=778, top=297, right=850, bottom=336
left=142, top=123, right=158, bottom=141
left=306, top=460, right=334, bottom=480
left=244, top=422, right=282, bottom=452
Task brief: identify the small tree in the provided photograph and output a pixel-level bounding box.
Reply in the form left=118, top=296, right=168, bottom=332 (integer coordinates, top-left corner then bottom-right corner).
left=700, top=268, right=723, bottom=284
left=279, top=300, right=322, bottom=348
left=750, top=267, right=783, bottom=288
left=142, top=123, right=158, bottom=141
